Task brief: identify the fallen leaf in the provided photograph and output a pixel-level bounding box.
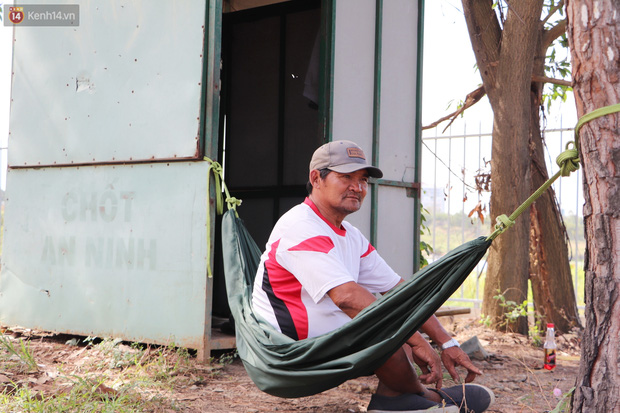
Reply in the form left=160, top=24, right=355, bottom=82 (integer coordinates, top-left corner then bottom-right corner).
left=93, top=383, right=118, bottom=399
left=35, top=375, right=50, bottom=385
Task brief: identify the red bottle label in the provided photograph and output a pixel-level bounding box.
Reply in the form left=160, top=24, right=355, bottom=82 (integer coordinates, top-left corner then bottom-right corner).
left=544, top=348, right=556, bottom=370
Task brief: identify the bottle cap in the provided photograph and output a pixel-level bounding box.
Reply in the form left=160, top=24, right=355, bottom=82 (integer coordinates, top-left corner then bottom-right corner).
left=547, top=323, right=554, bottom=328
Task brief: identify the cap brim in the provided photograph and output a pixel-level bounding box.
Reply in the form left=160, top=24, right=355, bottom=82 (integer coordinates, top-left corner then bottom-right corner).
left=329, top=163, right=383, bottom=178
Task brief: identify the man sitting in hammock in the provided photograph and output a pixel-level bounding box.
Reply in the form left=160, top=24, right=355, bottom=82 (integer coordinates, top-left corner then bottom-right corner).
left=252, top=140, right=494, bottom=413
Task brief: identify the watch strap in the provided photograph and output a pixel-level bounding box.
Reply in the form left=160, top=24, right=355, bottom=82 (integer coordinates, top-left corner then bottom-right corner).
left=441, top=338, right=460, bottom=350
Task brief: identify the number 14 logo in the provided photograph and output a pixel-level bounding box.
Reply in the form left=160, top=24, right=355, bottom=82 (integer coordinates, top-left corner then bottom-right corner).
left=9, top=6, right=24, bottom=24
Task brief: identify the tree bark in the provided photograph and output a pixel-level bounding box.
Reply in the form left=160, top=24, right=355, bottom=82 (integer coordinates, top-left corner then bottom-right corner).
left=567, top=1, right=620, bottom=411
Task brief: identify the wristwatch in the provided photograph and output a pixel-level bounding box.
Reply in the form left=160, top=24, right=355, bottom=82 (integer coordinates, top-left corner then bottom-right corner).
left=441, top=338, right=460, bottom=350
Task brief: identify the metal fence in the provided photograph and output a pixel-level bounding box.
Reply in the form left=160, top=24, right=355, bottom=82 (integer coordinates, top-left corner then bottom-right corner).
left=421, top=122, right=585, bottom=312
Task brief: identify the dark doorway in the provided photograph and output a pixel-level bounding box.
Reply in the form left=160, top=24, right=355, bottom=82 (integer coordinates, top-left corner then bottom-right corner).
left=220, top=0, right=322, bottom=249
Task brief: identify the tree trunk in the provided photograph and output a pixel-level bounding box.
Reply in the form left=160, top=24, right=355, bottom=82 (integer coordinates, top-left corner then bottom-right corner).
left=463, top=0, right=543, bottom=334
left=462, top=0, right=582, bottom=335
left=566, top=0, right=620, bottom=411
left=528, top=33, right=582, bottom=334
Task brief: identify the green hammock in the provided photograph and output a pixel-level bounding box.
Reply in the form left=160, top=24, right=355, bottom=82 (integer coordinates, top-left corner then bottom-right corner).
left=221, top=208, right=490, bottom=398
left=211, top=103, right=608, bottom=398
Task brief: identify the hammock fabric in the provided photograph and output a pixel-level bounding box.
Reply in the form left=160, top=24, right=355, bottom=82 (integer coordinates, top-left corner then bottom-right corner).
left=221, top=208, right=492, bottom=398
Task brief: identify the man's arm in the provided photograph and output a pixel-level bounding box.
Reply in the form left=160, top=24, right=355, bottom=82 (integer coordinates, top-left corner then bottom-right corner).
left=420, top=315, right=452, bottom=347
left=392, top=280, right=482, bottom=385
left=327, top=281, right=377, bottom=318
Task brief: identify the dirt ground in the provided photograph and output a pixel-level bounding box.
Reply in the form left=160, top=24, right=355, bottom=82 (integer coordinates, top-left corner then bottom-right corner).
left=1, top=316, right=581, bottom=412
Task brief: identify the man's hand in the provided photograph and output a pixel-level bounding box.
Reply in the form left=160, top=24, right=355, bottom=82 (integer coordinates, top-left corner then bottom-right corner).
left=408, top=335, right=444, bottom=389
left=417, top=314, right=482, bottom=384
left=440, top=346, right=482, bottom=383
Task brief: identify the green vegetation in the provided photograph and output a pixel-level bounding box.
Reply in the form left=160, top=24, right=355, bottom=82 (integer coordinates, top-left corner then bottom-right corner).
left=423, top=211, right=584, bottom=257
left=0, top=335, right=39, bottom=373
left=419, top=204, right=434, bottom=268
left=421, top=211, right=488, bottom=257
left=445, top=260, right=585, bottom=310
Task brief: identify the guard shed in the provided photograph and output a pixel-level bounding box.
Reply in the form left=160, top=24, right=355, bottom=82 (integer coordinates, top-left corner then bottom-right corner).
left=0, top=0, right=424, bottom=360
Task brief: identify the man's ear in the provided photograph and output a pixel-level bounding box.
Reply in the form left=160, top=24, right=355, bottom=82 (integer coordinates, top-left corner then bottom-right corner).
left=309, top=169, right=320, bottom=188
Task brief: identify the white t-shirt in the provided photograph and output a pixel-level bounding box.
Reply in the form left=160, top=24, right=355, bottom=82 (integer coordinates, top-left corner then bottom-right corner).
left=252, top=198, right=401, bottom=340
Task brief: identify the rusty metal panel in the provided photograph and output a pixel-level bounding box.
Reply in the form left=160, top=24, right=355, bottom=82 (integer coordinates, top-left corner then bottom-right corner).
left=0, top=162, right=210, bottom=349
left=9, top=0, right=206, bottom=167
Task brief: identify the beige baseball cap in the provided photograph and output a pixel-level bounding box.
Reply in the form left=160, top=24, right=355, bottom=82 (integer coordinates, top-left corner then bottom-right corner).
left=309, top=140, right=383, bottom=178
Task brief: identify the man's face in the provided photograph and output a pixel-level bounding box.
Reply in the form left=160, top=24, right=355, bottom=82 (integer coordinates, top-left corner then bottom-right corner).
left=314, top=169, right=369, bottom=216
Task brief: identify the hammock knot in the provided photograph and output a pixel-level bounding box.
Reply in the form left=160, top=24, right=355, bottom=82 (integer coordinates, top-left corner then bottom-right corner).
left=495, top=214, right=514, bottom=231
left=226, top=197, right=242, bottom=216
left=205, top=157, right=225, bottom=215
left=487, top=214, right=514, bottom=240
left=556, top=142, right=580, bottom=177
left=209, top=160, right=224, bottom=176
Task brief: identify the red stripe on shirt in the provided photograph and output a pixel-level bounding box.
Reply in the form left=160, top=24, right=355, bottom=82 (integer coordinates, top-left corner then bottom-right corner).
left=361, top=243, right=375, bottom=258
left=264, top=240, right=309, bottom=340
left=288, top=235, right=334, bottom=254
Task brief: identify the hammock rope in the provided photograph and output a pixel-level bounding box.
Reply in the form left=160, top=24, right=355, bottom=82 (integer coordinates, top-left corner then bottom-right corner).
left=487, top=142, right=579, bottom=240
left=487, top=102, right=620, bottom=240
left=204, top=157, right=241, bottom=278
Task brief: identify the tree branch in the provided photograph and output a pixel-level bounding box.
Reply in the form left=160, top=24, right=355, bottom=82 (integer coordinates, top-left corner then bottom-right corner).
left=542, top=18, right=567, bottom=50
left=423, top=73, right=571, bottom=132
left=532, top=74, right=572, bottom=87
left=504, top=0, right=526, bottom=25
left=422, top=86, right=486, bottom=132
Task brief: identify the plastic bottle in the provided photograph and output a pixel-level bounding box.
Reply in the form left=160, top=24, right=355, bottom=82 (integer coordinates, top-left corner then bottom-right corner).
left=543, top=323, right=557, bottom=370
